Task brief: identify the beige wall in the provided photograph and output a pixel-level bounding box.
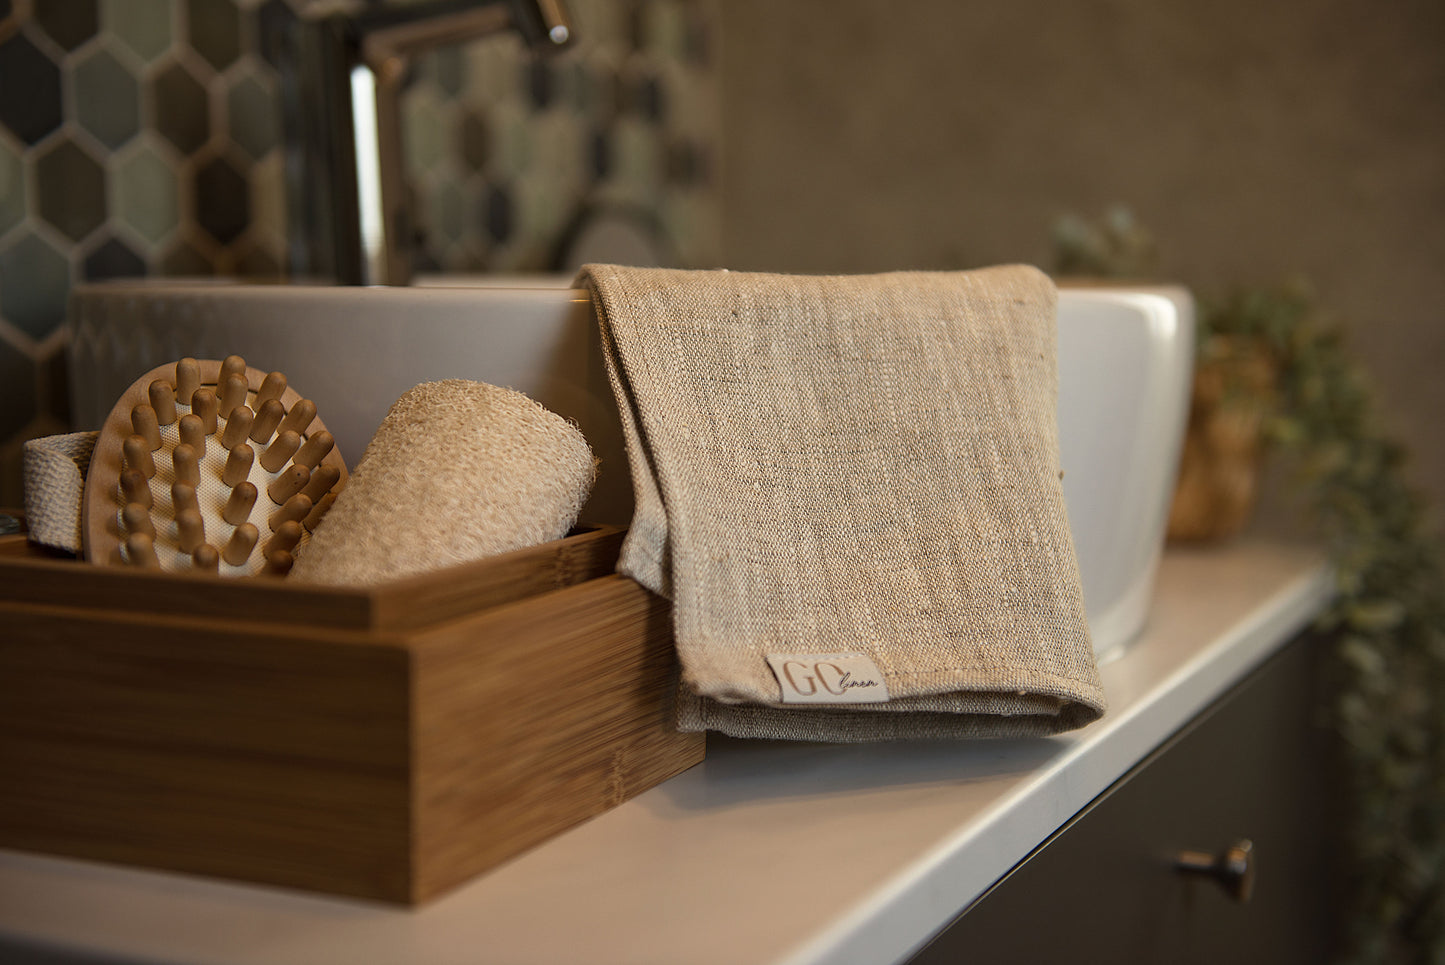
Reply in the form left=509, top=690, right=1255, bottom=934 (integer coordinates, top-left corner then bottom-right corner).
left=715, top=0, right=1445, bottom=525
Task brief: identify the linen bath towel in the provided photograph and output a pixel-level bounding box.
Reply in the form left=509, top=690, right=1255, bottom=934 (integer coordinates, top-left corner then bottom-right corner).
left=577, top=264, right=1105, bottom=741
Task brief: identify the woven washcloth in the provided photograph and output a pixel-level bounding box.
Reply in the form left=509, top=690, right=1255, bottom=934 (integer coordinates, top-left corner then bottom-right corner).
left=22, top=431, right=101, bottom=553
left=577, top=264, right=1105, bottom=741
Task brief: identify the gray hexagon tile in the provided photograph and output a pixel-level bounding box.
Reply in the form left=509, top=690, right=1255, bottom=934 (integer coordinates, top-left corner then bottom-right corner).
left=0, top=230, right=73, bottom=340
left=74, top=45, right=142, bottom=150
left=0, top=137, right=23, bottom=237
left=226, top=68, right=279, bottom=159
left=665, top=135, right=709, bottom=187
left=0, top=32, right=64, bottom=145
left=683, top=7, right=712, bottom=67
left=83, top=233, right=146, bottom=279
left=610, top=117, right=663, bottom=198
left=193, top=153, right=249, bottom=244
left=588, top=127, right=611, bottom=179
left=642, top=2, right=687, bottom=61
left=623, top=4, right=647, bottom=52
left=460, top=110, right=489, bottom=169
left=104, top=0, right=172, bottom=62
left=186, top=0, right=239, bottom=71
left=253, top=0, right=295, bottom=68
left=0, top=334, right=36, bottom=442
left=41, top=343, right=72, bottom=427
left=534, top=110, right=584, bottom=185
left=35, top=138, right=108, bottom=242
left=567, top=0, right=622, bottom=49
left=621, top=67, right=666, bottom=123
left=430, top=179, right=468, bottom=249
left=159, top=236, right=213, bottom=275
left=485, top=183, right=512, bottom=244
left=515, top=173, right=571, bottom=250
left=115, top=141, right=180, bottom=243
left=35, top=0, right=100, bottom=52
left=233, top=240, right=280, bottom=279
left=462, top=32, right=522, bottom=106
left=525, top=59, right=557, bottom=111
left=425, top=46, right=465, bottom=98
left=152, top=58, right=210, bottom=155
left=402, top=89, right=447, bottom=178
left=565, top=59, right=608, bottom=115
left=490, top=102, right=535, bottom=181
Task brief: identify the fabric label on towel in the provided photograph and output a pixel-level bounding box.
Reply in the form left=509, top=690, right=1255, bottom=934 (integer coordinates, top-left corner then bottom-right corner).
left=766, top=653, right=890, bottom=705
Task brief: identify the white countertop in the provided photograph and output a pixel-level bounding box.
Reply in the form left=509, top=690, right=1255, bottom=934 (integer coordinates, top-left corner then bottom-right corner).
left=0, top=538, right=1332, bottom=965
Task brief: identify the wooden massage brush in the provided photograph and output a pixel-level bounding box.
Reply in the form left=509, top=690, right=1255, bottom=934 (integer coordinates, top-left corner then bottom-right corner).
left=81, top=356, right=348, bottom=577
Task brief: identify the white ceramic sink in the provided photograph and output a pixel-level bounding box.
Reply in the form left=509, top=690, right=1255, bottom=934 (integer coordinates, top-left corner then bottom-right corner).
left=68, top=276, right=1192, bottom=658
left=1053, top=285, right=1195, bottom=658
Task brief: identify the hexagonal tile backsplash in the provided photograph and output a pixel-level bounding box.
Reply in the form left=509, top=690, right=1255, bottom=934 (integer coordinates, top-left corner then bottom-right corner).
left=0, top=0, right=719, bottom=506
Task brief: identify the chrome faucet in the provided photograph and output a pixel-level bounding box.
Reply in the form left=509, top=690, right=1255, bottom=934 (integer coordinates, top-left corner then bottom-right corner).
left=277, top=0, right=571, bottom=286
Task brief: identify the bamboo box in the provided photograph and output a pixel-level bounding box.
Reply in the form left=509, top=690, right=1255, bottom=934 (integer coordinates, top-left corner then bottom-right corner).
left=0, top=524, right=704, bottom=904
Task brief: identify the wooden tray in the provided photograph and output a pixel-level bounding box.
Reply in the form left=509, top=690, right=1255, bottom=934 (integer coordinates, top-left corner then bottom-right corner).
left=0, top=522, right=704, bottom=904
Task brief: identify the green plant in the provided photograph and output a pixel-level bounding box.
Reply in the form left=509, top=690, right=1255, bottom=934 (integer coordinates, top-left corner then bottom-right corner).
left=1054, top=209, right=1445, bottom=963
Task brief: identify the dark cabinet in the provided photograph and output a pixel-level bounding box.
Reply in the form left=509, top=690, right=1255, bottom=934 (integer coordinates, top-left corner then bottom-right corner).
left=910, top=632, right=1346, bottom=964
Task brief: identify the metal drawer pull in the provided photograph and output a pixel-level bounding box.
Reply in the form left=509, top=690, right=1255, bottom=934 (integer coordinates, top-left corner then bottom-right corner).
left=1174, top=838, right=1255, bottom=902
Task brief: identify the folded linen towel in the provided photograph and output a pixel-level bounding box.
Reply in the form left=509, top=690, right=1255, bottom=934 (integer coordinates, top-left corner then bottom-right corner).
left=578, top=264, right=1105, bottom=741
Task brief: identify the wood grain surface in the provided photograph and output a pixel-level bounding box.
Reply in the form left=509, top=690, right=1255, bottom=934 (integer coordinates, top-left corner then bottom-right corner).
left=411, top=574, right=703, bottom=901
left=0, top=525, right=624, bottom=631
left=0, top=523, right=701, bottom=904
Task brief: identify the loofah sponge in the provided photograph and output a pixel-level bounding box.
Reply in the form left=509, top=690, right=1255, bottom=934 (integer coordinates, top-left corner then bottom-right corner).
left=289, top=380, right=597, bottom=586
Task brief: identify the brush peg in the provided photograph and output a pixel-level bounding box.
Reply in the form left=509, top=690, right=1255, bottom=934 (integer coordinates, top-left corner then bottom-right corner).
left=264, top=519, right=302, bottom=557
left=222, top=523, right=259, bottom=566
left=172, top=444, right=200, bottom=487
left=148, top=380, right=177, bottom=425
left=193, top=543, right=220, bottom=573
left=218, top=374, right=249, bottom=421
left=179, top=413, right=207, bottom=457
left=303, top=490, right=336, bottom=530
left=264, top=549, right=294, bottom=576
left=221, top=405, right=254, bottom=450
left=176, top=508, right=205, bottom=553
left=175, top=358, right=200, bottom=406
left=121, top=502, right=154, bottom=538
left=268, top=492, right=312, bottom=530
left=222, top=481, right=258, bottom=525
left=277, top=398, right=317, bottom=438
left=255, top=371, right=287, bottom=409
left=219, top=355, right=247, bottom=385
left=222, top=443, right=254, bottom=487
left=122, top=434, right=156, bottom=478
left=260, top=429, right=301, bottom=472
left=131, top=404, right=161, bottom=451
left=120, top=468, right=153, bottom=508
left=250, top=398, right=284, bottom=446
left=192, top=387, right=219, bottom=433
left=268, top=464, right=310, bottom=504
left=300, top=465, right=341, bottom=503
left=126, top=531, right=160, bottom=568
left=294, top=430, right=334, bottom=469
left=171, top=481, right=200, bottom=517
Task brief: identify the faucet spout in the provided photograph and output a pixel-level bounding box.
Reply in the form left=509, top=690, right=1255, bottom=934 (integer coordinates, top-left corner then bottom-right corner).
left=279, top=0, right=572, bottom=286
